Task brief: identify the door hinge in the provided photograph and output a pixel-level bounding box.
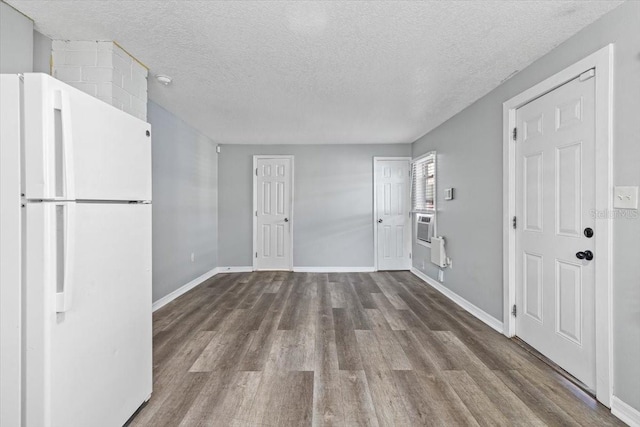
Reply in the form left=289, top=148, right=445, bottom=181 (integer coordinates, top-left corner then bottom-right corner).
left=255, top=252, right=258, bottom=258
left=255, top=210, right=258, bottom=217
left=512, top=216, right=517, bottom=229
left=579, top=68, right=595, bottom=82
left=409, top=252, right=412, bottom=259
left=512, top=304, right=517, bottom=317
left=512, top=127, right=517, bottom=141
left=255, top=168, right=258, bottom=176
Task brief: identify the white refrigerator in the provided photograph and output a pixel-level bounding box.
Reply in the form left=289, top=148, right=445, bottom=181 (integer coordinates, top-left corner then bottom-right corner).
left=0, top=73, right=153, bottom=427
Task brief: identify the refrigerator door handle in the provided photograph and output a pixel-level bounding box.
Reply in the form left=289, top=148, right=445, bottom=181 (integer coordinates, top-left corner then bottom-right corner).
left=53, top=90, right=76, bottom=200
left=56, top=202, right=76, bottom=312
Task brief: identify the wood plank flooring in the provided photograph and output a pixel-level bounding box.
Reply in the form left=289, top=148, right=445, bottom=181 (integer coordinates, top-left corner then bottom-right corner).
left=129, top=271, right=622, bottom=426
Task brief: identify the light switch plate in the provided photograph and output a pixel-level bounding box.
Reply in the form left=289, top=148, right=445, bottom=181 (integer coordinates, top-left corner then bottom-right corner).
left=444, top=188, right=454, bottom=201
left=614, top=186, right=638, bottom=209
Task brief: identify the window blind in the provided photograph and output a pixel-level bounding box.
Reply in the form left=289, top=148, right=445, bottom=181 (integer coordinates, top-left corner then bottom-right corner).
left=411, top=153, right=435, bottom=212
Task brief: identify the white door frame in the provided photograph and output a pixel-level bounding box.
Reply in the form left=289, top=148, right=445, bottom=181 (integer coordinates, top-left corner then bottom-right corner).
left=373, top=156, right=412, bottom=271
left=252, top=155, right=294, bottom=271
left=502, top=44, right=614, bottom=406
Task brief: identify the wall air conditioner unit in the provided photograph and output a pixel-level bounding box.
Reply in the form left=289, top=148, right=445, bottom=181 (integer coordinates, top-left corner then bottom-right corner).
left=416, top=214, right=433, bottom=245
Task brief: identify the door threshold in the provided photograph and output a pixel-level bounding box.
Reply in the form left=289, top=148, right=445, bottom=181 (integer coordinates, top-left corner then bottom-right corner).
left=512, top=337, right=595, bottom=398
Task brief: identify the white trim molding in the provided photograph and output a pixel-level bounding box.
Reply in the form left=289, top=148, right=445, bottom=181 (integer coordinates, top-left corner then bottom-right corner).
left=293, top=266, right=375, bottom=273
left=502, top=44, right=614, bottom=406
left=152, top=267, right=219, bottom=312
left=218, top=266, right=253, bottom=273
left=410, top=267, right=503, bottom=333
left=612, top=396, right=640, bottom=427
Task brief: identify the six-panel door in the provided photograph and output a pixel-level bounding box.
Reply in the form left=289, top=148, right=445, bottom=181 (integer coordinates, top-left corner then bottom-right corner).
left=376, top=159, right=411, bottom=271
left=515, top=74, right=596, bottom=389
left=255, top=157, right=292, bottom=270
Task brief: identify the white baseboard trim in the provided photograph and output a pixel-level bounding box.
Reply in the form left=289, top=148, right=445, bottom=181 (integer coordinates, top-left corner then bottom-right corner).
left=410, top=267, right=503, bottom=333
left=612, top=396, right=640, bottom=426
left=217, top=266, right=253, bottom=273
left=152, top=267, right=219, bottom=312
left=293, top=266, right=375, bottom=273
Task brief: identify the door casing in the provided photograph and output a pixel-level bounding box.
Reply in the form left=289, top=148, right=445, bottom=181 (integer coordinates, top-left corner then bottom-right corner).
left=373, top=156, right=412, bottom=271
left=252, top=155, right=294, bottom=271
left=502, top=45, right=613, bottom=406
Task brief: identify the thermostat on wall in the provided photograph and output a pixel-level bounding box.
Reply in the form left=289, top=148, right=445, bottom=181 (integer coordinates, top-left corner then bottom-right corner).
left=444, top=188, right=454, bottom=201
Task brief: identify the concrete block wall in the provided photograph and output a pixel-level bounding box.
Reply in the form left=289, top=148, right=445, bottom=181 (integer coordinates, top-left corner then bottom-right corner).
left=52, top=41, right=148, bottom=120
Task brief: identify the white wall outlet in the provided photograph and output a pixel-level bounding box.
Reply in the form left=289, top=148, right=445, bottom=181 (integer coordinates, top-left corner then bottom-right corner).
left=438, top=269, right=444, bottom=282
left=190, top=252, right=195, bottom=262
left=614, top=186, right=638, bottom=209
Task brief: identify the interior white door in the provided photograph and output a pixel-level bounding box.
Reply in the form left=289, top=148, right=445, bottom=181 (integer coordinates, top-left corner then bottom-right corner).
left=515, top=72, right=596, bottom=389
left=255, top=157, right=292, bottom=271
left=23, top=73, right=151, bottom=202
left=376, top=159, right=411, bottom=271
left=24, top=202, right=152, bottom=427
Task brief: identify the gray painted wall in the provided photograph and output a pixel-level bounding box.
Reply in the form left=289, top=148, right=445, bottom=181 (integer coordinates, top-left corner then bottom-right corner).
left=32, top=30, right=51, bottom=74
left=218, top=144, right=411, bottom=267
left=412, top=1, right=640, bottom=411
left=0, top=2, right=33, bottom=73
left=148, top=101, right=218, bottom=302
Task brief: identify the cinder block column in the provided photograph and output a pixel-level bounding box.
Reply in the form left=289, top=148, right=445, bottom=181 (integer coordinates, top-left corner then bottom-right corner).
left=52, top=41, right=148, bottom=121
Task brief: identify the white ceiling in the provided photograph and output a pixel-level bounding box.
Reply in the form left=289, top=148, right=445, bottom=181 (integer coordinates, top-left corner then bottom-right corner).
left=11, top=0, right=621, bottom=144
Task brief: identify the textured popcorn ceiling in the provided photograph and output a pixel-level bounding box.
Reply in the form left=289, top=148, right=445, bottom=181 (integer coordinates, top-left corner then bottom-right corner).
left=10, top=1, right=622, bottom=144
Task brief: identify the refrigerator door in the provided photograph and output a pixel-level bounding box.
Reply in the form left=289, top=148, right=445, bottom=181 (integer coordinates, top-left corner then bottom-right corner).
left=23, top=73, right=151, bottom=202
left=24, top=202, right=152, bottom=427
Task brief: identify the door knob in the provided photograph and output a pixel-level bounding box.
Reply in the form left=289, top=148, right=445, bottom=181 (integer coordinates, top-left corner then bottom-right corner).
left=378, top=219, right=383, bottom=223
left=576, top=250, right=594, bottom=261
left=584, top=227, right=594, bottom=238
left=284, top=218, right=289, bottom=222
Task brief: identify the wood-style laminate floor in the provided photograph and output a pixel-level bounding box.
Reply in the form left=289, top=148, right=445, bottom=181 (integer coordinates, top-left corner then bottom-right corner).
left=129, top=271, right=622, bottom=426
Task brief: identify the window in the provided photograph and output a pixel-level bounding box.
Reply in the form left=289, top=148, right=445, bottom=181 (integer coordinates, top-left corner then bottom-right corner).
left=411, top=152, right=436, bottom=213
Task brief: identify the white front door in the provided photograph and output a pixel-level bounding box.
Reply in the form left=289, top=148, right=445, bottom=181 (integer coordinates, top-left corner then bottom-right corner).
left=375, top=159, right=411, bottom=271
left=254, top=157, right=293, bottom=271
left=515, top=72, right=596, bottom=389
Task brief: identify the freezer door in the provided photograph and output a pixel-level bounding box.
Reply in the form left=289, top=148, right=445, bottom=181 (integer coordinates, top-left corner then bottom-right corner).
left=23, top=73, right=151, bottom=201
left=24, top=202, right=152, bottom=427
